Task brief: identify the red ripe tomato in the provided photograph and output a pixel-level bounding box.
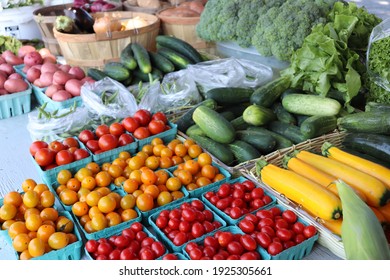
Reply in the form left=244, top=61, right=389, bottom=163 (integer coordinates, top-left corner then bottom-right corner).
left=98, top=134, right=118, bottom=151
left=122, top=117, right=140, bottom=133
left=292, top=222, right=305, bottom=234
left=86, top=139, right=100, bottom=153
left=227, top=241, right=244, bottom=255
left=262, top=195, right=273, bottom=205
left=282, top=210, right=298, bottom=224
left=78, top=129, right=95, bottom=144
left=108, top=249, right=121, bottom=260
left=97, top=242, right=113, bottom=256
left=191, top=200, right=204, bottom=211
left=181, top=208, right=196, bottom=222
left=151, top=111, right=168, bottom=124
left=251, top=187, right=264, bottom=199
left=133, top=127, right=151, bottom=139
left=151, top=241, right=165, bottom=257
left=133, top=109, right=152, bottom=126
left=73, top=148, right=90, bottom=160
left=269, top=207, right=282, bottom=217
left=109, top=122, right=125, bottom=137
left=188, top=247, right=203, bottom=260
left=238, top=219, right=255, bottom=234
left=267, top=242, right=283, bottom=256
left=240, top=251, right=259, bottom=260
left=276, top=228, right=293, bottom=242
left=242, top=180, right=255, bottom=191
left=303, top=225, right=317, bottom=238
left=179, top=220, right=191, bottom=233
left=217, top=231, right=234, bottom=247
left=260, top=226, right=275, bottom=238
left=141, top=237, right=154, bottom=248
left=118, top=134, right=134, bottom=147
left=85, top=239, right=99, bottom=253
left=62, top=137, right=79, bottom=148
left=256, top=209, right=273, bottom=220
left=239, top=234, right=257, bottom=251
left=55, top=149, right=75, bottom=166
left=136, top=231, right=147, bottom=242
left=155, top=216, right=168, bottom=229
left=217, top=183, right=231, bottom=198
left=120, top=248, right=136, bottom=260
left=34, top=148, right=55, bottom=167
left=255, top=232, right=272, bottom=249
left=275, top=219, right=289, bottom=230
left=95, top=124, right=110, bottom=138
left=114, top=235, right=130, bottom=249
left=295, top=233, right=306, bottom=244
left=229, top=207, right=242, bottom=219
left=29, top=140, right=48, bottom=156
left=130, top=222, right=143, bottom=233
left=49, top=140, right=66, bottom=153
left=122, top=228, right=135, bottom=240
left=148, top=120, right=166, bottom=135
left=191, top=222, right=205, bottom=238
left=162, top=253, right=178, bottom=260
left=173, top=232, right=187, bottom=246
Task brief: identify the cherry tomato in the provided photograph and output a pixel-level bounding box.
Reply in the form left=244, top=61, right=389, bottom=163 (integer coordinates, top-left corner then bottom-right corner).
left=267, top=242, right=283, bottom=255
left=78, top=129, right=95, bottom=144
left=255, top=209, right=273, bottom=220
left=216, top=198, right=230, bottom=210
left=133, top=127, right=151, bottom=140
left=188, top=247, right=203, bottom=260
left=109, top=122, right=125, bottom=137
left=108, top=249, right=121, bottom=260
left=275, top=218, right=289, bottom=230
left=148, top=120, right=166, bottom=135
left=120, top=248, right=136, bottom=260
left=191, top=200, right=205, bottom=211
left=217, top=231, right=234, bottom=247
left=262, top=195, right=273, bottom=205
left=191, top=222, right=205, bottom=238
left=281, top=210, right=298, bottom=223
left=114, top=235, right=130, bottom=249
left=260, top=226, right=275, bottom=238
left=122, top=228, right=136, bottom=240
left=162, top=253, right=178, bottom=260
left=185, top=241, right=198, bottom=254
left=151, top=241, right=165, bottom=257
left=85, top=239, right=99, bottom=253
left=276, top=228, right=293, bottom=242
left=155, top=215, right=168, bottom=229
left=269, top=207, right=282, bottom=217
left=216, top=183, right=231, bottom=198
left=259, top=217, right=274, bottom=228
left=238, top=219, right=255, bottom=234
left=179, top=220, right=191, bottom=233
left=97, top=242, right=113, bottom=256
left=96, top=254, right=108, bottom=260
left=98, top=134, right=118, bottom=151
left=173, top=232, right=187, bottom=246
left=34, top=148, right=55, bottom=167
left=55, top=149, right=75, bottom=165
left=204, top=236, right=219, bottom=250
left=118, top=133, right=134, bottom=146
left=122, top=117, right=140, bottom=133
left=130, top=222, right=143, bottom=233
left=255, top=232, right=272, bottom=248
left=283, top=240, right=296, bottom=250
left=203, top=221, right=215, bottom=233
left=294, top=233, right=306, bottom=244
left=62, top=137, right=79, bottom=148
left=242, top=180, right=255, bottom=191
left=133, top=109, right=152, bottom=126
left=168, top=218, right=180, bottom=230
left=229, top=207, right=242, bottom=219
left=49, top=140, right=66, bottom=153
left=243, top=213, right=258, bottom=225
left=95, top=124, right=110, bottom=138
left=86, top=139, right=100, bottom=153
left=141, top=237, right=154, bottom=248
left=151, top=111, right=168, bottom=124
left=240, top=251, right=259, bottom=260
left=181, top=208, right=196, bottom=222
left=203, top=209, right=213, bottom=222
left=128, top=240, right=140, bottom=253
left=292, top=222, right=305, bottom=234
left=239, top=234, right=257, bottom=251
left=73, top=148, right=90, bottom=160
left=29, top=140, right=49, bottom=156
left=303, top=225, right=317, bottom=238
left=250, top=198, right=265, bottom=210
left=251, top=188, right=264, bottom=199
left=203, top=245, right=216, bottom=258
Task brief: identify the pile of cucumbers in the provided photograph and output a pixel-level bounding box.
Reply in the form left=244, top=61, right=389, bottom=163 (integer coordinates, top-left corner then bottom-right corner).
left=177, top=76, right=357, bottom=166
left=87, top=35, right=205, bottom=87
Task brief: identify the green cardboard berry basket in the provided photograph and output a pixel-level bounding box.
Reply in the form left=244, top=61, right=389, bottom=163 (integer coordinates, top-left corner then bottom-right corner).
left=0, top=81, right=32, bottom=119
left=84, top=220, right=168, bottom=260
left=148, top=198, right=227, bottom=253
left=200, top=176, right=277, bottom=226
left=2, top=210, right=83, bottom=260
left=182, top=225, right=271, bottom=260
left=32, top=85, right=82, bottom=111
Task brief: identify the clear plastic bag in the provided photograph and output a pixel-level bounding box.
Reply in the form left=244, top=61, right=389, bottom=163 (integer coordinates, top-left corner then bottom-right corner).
left=366, top=18, right=390, bottom=92
left=137, top=70, right=202, bottom=113
left=80, top=77, right=138, bottom=119
left=186, top=57, right=274, bottom=94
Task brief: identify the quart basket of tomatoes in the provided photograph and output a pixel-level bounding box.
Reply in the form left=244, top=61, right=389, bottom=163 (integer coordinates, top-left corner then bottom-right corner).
left=237, top=204, right=319, bottom=260
left=148, top=198, right=227, bottom=253
left=201, top=177, right=276, bottom=226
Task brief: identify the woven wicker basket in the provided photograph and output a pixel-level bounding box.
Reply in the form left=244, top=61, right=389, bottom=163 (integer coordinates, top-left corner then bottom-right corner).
left=239, top=130, right=347, bottom=259
left=53, top=11, right=160, bottom=70
left=33, top=2, right=123, bottom=56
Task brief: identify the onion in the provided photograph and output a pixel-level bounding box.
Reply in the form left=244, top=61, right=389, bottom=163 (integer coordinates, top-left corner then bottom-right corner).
left=93, top=16, right=122, bottom=34
left=125, top=17, right=148, bottom=30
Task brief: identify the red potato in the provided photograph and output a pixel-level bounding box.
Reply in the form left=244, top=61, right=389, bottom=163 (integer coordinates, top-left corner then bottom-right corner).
left=0, top=75, right=6, bottom=89
left=0, top=70, right=7, bottom=77
left=17, top=45, right=36, bottom=58
left=0, top=63, right=15, bottom=75
left=65, top=79, right=82, bottom=96
left=24, top=51, right=43, bottom=66
left=0, top=57, right=5, bottom=64
left=40, top=62, right=58, bottom=74
left=59, top=64, right=71, bottom=73
left=5, top=53, right=23, bottom=66
left=33, top=78, right=45, bottom=88
left=1, top=50, right=14, bottom=60
left=52, top=90, right=72, bottom=101
left=68, top=66, right=85, bottom=80
left=81, top=76, right=95, bottom=84
left=39, top=72, right=54, bottom=87
left=0, top=89, right=9, bottom=95
left=53, top=70, right=73, bottom=85
left=45, top=84, right=64, bottom=98
left=22, top=65, right=30, bottom=74
left=26, top=67, right=41, bottom=83
left=4, top=79, right=29, bottom=93
left=8, top=73, right=23, bottom=80
left=43, top=55, right=57, bottom=64
left=38, top=48, right=52, bottom=58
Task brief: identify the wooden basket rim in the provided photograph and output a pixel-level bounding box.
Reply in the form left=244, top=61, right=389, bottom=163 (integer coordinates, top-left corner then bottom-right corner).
left=156, top=7, right=200, bottom=25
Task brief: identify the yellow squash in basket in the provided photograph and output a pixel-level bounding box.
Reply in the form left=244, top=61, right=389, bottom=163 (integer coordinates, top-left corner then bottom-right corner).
left=256, top=160, right=342, bottom=221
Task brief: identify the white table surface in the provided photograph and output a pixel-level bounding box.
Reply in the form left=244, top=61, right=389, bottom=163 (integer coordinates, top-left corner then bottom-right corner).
left=0, top=110, right=342, bottom=260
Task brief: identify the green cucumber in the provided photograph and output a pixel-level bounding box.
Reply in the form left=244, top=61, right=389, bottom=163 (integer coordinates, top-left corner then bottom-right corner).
left=219, top=103, right=250, bottom=118
left=281, top=88, right=306, bottom=100
left=120, top=43, right=137, bottom=70
left=337, top=111, right=390, bottom=135
left=243, top=104, right=276, bottom=126
left=103, top=62, right=130, bottom=82
left=230, top=116, right=250, bottom=130
left=228, top=140, right=261, bottom=164
left=175, top=99, right=218, bottom=132
left=236, top=130, right=276, bottom=154
left=121, top=76, right=133, bottom=87
left=156, top=35, right=203, bottom=64
left=133, top=67, right=163, bottom=82
left=157, top=47, right=192, bottom=70
left=342, top=133, right=390, bottom=164
left=365, top=102, right=390, bottom=113
left=204, top=87, right=254, bottom=104
left=300, top=115, right=338, bottom=139
left=190, top=135, right=234, bottom=165
left=296, top=115, right=310, bottom=127
left=268, top=121, right=306, bottom=144
left=250, top=76, right=291, bottom=108
left=193, top=105, right=236, bottom=144
left=87, top=68, right=108, bottom=81
left=272, top=102, right=297, bottom=125
left=185, top=124, right=206, bottom=138
left=247, top=126, right=293, bottom=150
left=219, top=110, right=236, bottom=121
left=282, top=94, right=342, bottom=116
left=148, top=51, right=175, bottom=74
left=131, top=43, right=152, bottom=74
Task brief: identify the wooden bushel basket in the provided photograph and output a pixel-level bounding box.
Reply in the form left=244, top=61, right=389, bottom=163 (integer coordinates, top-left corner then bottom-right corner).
left=33, top=2, right=123, bottom=56
left=53, top=11, right=160, bottom=70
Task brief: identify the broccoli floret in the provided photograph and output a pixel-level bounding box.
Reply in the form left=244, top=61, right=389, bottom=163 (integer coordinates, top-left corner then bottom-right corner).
left=252, top=0, right=337, bottom=61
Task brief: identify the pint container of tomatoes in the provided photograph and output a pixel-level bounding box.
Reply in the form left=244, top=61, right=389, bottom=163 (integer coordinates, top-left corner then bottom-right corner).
left=30, top=137, right=93, bottom=186
left=148, top=198, right=227, bottom=253
left=201, top=177, right=276, bottom=226
left=84, top=221, right=168, bottom=260
left=182, top=225, right=271, bottom=260
left=237, top=204, right=319, bottom=260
